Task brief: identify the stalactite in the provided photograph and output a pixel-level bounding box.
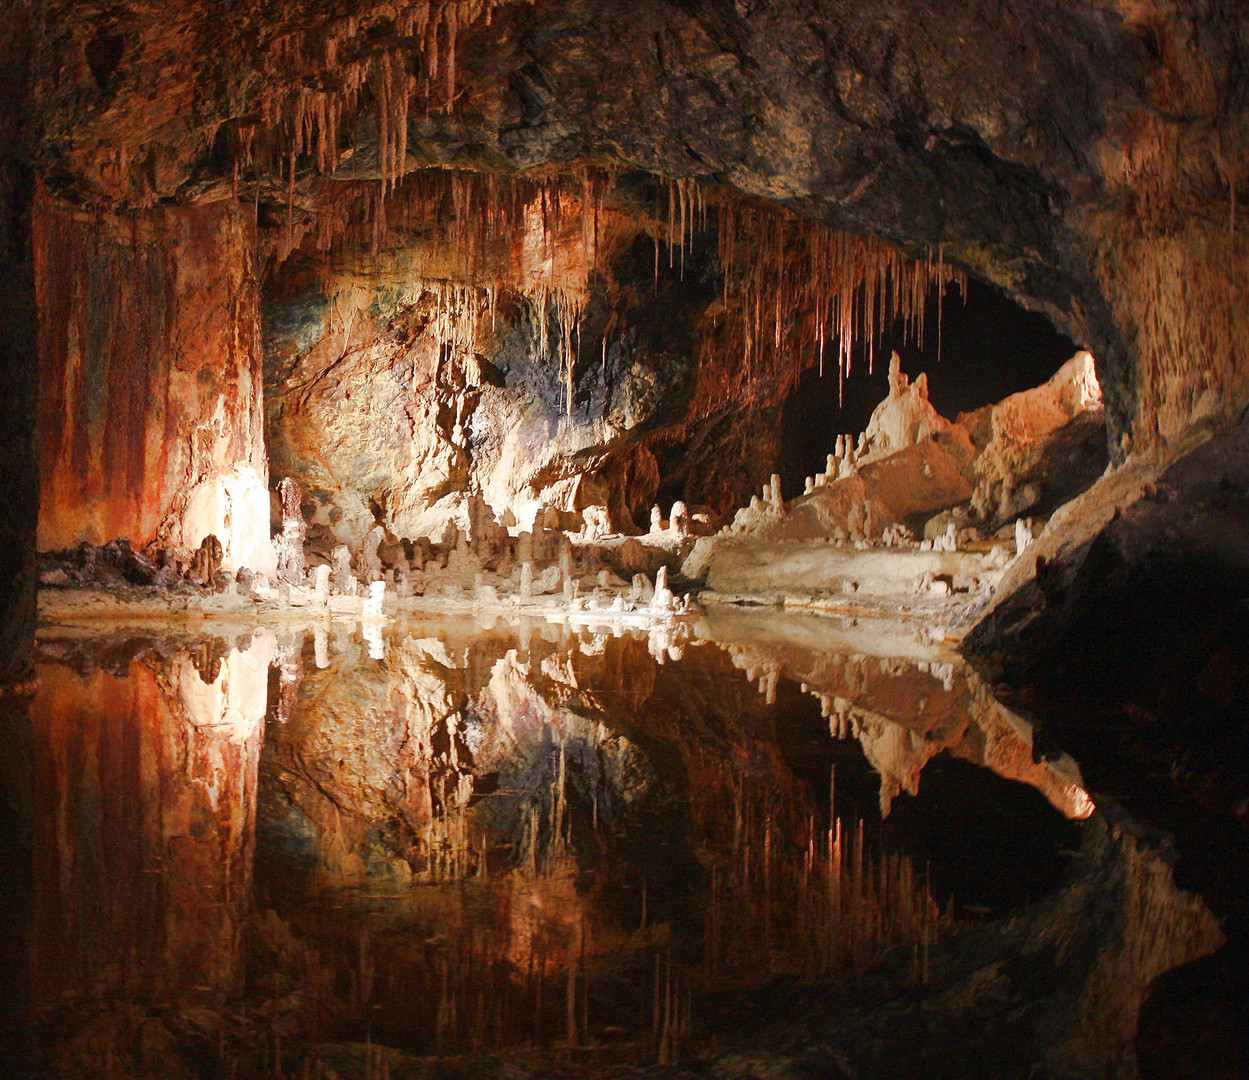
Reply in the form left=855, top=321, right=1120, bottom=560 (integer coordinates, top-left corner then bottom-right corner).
left=277, top=165, right=613, bottom=409
left=278, top=163, right=963, bottom=435
left=673, top=184, right=965, bottom=422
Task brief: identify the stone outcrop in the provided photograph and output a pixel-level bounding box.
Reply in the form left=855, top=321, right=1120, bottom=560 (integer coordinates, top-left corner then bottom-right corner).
left=961, top=350, right=1107, bottom=527
left=34, top=188, right=274, bottom=576
left=684, top=351, right=1103, bottom=609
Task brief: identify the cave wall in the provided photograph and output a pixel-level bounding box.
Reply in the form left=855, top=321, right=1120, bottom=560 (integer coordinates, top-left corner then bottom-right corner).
left=262, top=181, right=785, bottom=543
left=34, top=188, right=274, bottom=573
left=0, top=4, right=38, bottom=686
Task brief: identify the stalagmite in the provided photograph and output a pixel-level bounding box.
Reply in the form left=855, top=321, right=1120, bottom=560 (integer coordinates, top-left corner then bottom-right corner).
left=362, top=579, right=386, bottom=621
left=654, top=565, right=672, bottom=603
left=932, top=522, right=958, bottom=553
left=582, top=505, right=610, bottom=540
left=276, top=477, right=306, bottom=585
left=527, top=515, right=543, bottom=561
left=189, top=534, right=224, bottom=587
left=538, top=565, right=562, bottom=594
left=650, top=505, right=664, bottom=534
left=362, top=525, right=384, bottom=582
left=559, top=541, right=573, bottom=598
left=314, top=563, right=331, bottom=605
left=332, top=545, right=353, bottom=592
left=1015, top=517, right=1034, bottom=556
left=670, top=500, right=689, bottom=537
left=520, top=560, right=533, bottom=599
left=235, top=566, right=256, bottom=598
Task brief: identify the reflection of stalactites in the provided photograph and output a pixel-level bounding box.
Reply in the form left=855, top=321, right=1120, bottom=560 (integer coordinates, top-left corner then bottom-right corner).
left=693, top=749, right=946, bottom=983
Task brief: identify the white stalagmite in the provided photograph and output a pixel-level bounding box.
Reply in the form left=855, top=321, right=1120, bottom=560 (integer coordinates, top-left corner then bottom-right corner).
left=332, top=545, right=353, bottom=592
left=1015, top=518, right=1034, bottom=556
left=276, top=476, right=306, bottom=585
left=362, top=525, right=384, bottom=581
left=670, top=500, right=689, bottom=537
left=362, top=579, right=386, bottom=620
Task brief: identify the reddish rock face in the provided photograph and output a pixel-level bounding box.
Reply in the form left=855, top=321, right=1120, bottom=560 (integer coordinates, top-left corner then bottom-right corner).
left=35, top=186, right=271, bottom=570
left=30, top=652, right=263, bottom=1007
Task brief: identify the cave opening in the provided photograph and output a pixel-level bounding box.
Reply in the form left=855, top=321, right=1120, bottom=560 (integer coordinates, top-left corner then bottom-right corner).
left=3, top=2, right=1249, bottom=1078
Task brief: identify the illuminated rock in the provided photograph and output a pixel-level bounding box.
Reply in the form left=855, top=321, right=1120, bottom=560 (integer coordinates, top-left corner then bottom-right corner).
left=275, top=476, right=306, bottom=584
left=178, top=464, right=276, bottom=576
left=188, top=533, right=223, bottom=587
left=176, top=630, right=274, bottom=744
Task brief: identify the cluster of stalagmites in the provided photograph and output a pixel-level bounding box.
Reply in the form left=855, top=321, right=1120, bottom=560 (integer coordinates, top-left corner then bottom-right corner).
left=680, top=349, right=1103, bottom=605
left=39, top=502, right=708, bottom=633
left=39, top=350, right=1099, bottom=619
left=40, top=475, right=705, bottom=622
left=297, top=488, right=701, bottom=620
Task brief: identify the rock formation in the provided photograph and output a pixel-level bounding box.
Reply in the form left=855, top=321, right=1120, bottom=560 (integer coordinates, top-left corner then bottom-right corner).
left=0, top=5, right=1244, bottom=1078
left=683, top=352, right=1105, bottom=611
left=275, top=477, right=306, bottom=585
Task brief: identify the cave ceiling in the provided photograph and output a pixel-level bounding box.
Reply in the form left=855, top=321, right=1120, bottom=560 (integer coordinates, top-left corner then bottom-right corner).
left=11, top=0, right=1249, bottom=452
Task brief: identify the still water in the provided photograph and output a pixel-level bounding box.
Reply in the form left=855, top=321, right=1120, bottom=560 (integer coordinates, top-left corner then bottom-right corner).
left=11, top=610, right=1194, bottom=1079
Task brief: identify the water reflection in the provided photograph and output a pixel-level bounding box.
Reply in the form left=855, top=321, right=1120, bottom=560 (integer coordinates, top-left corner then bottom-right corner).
left=19, top=613, right=1213, bottom=1077
left=32, top=635, right=264, bottom=1011
left=697, top=609, right=1095, bottom=820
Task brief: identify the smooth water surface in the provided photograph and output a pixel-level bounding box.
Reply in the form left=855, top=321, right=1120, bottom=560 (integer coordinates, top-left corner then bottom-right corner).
left=18, top=610, right=1093, bottom=1076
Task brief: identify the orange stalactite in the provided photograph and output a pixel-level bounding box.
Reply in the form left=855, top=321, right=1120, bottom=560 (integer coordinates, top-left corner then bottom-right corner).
left=276, top=165, right=962, bottom=432
left=675, top=185, right=965, bottom=422
left=250, top=0, right=515, bottom=197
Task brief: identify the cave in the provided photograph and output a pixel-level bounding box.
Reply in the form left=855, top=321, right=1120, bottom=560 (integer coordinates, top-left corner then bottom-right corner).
left=1, top=3, right=1248, bottom=1078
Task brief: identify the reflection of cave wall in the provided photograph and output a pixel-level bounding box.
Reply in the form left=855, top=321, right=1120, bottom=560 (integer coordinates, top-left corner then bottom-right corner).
left=29, top=646, right=266, bottom=1010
